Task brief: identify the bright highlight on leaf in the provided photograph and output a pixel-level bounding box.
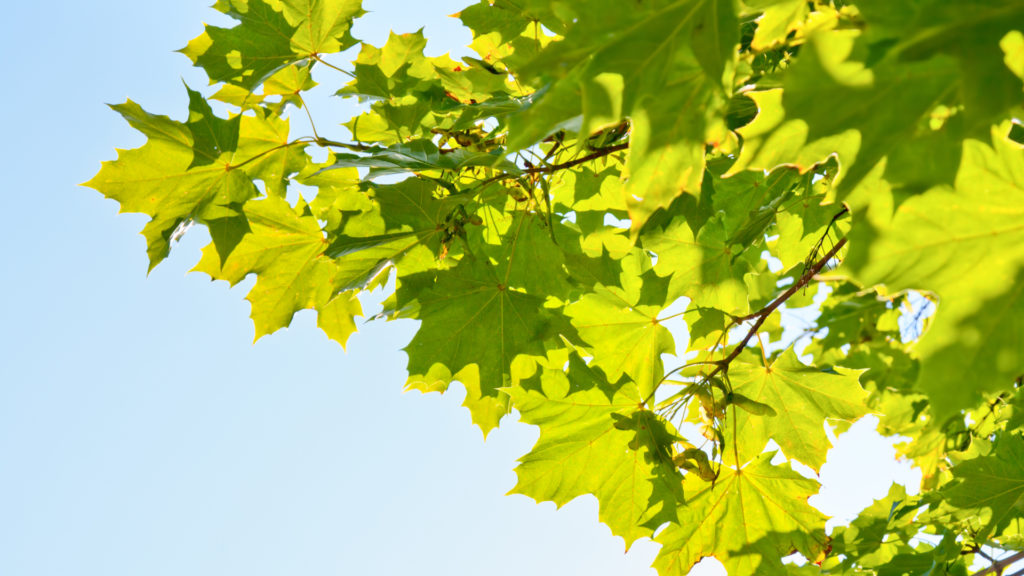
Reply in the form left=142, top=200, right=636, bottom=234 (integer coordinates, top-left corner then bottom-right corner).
left=88, top=0, right=1024, bottom=574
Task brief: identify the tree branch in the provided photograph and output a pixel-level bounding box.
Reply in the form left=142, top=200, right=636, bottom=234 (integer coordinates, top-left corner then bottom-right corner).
left=704, top=235, right=847, bottom=381
left=974, top=550, right=1024, bottom=576
left=465, top=142, right=630, bottom=192
left=523, top=142, right=629, bottom=174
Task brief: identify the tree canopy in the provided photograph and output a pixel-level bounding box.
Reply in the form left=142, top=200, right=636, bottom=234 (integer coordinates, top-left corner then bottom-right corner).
left=86, top=0, right=1024, bottom=574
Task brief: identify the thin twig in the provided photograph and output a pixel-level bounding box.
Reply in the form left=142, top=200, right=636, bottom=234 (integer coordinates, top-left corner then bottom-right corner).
left=525, top=142, right=629, bottom=174
left=707, top=236, right=848, bottom=380
left=973, top=550, right=1024, bottom=576
left=466, top=142, right=630, bottom=191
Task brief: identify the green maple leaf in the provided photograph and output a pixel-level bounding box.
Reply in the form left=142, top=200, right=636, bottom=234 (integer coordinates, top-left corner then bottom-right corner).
left=847, top=127, right=1024, bottom=417
left=857, top=0, right=1024, bottom=129
left=181, top=0, right=362, bottom=90
left=403, top=255, right=553, bottom=434
left=91, top=2, right=1024, bottom=572
left=307, top=176, right=456, bottom=280
left=940, top=434, right=1024, bottom=540
left=723, top=349, right=868, bottom=471
left=505, top=0, right=738, bottom=230
left=316, top=291, right=362, bottom=349
left=582, top=0, right=738, bottom=230
left=232, top=109, right=309, bottom=198
left=745, top=0, right=808, bottom=51
left=643, top=213, right=755, bottom=314
left=810, top=289, right=894, bottom=355
left=84, top=90, right=305, bottom=269
left=872, top=532, right=967, bottom=576
left=184, top=84, right=240, bottom=169
left=510, top=353, right=683, bottom=548
left=731, top=23, right=963, bottom=196
left=181, top=0, right=297, bottom=90
left=654, top=452, right=828, bottom=576
left=212, top=64, right=318, bottom=113
left=338, top=32, right=462, bottom=145
left=831, top=483, right=919, bottom=570
left=280, top=0, right=364, bottom=57
left=565, top=283, right=676, bottom=401
left=193, top=196, right=347, bottom=339
left=486, top=213, right=574, bottom=300
left=505, top=66, right=587, bottom=151
left=457, top=0, right=533, bottom=45
left=1003, top=31, right=1024, bottom=86
left=728, top=88, right=860, bottom=179
left=339, top=30, right=517, bottom=146
left=192, top=188, right=419, bottom=340
left=707, top=166, right=799, bottom=242
left=341, top=29, right=433, bottom=101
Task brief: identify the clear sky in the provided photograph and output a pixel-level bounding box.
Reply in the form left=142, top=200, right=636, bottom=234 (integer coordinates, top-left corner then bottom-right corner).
left=0, top=2, right=918, bottom=575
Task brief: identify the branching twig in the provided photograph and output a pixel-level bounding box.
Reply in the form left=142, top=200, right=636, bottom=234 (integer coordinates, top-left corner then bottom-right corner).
left=467, top=142, right=630, bottom=191
left=973, top=550, right=1024, bottom=576
left=800, top=205, right=848, bottom=276
left=524, top=142, right=629, bottom=174
left=707, top=236, right=848, bottom=380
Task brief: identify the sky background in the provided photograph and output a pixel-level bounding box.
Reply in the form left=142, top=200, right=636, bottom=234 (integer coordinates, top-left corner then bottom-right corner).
left=0, top=2, right=918, bottom=575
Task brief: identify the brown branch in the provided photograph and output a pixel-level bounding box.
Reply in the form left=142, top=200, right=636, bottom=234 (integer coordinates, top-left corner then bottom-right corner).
left=523, top=142, right=629, bottom=174
left=703, top=236, right=847, bottom=382
left=965, top=545, right=995, bottom=563
left=974, top=550, right=1024, bottom=576
left=464, top=142, right=630, bottom=192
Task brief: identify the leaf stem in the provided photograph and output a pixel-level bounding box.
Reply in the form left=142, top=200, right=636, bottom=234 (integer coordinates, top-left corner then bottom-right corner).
left=312, top=55, right=356, bottom=79
left=296, top=93, right=322, bottom=142
left=228, top=138, right=313, bottom=172
left=312, top=137, right=381, bottom=152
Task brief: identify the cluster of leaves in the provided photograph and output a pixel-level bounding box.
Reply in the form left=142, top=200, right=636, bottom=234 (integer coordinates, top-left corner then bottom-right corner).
left=87, top=0, right=1024, bottom=574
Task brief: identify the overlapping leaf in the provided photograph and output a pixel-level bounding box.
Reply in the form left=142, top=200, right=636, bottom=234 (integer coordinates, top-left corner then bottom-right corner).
left=90, top=2, right=1024, bottom=574
left=847, top=127, right=1024, bottom=417
left=654, top=453, right=828, bottom=576
left=510, top=353, right=683, bottom=547
left=724, top=349, right=869, bottom=471
left=84, top=88, right=304, bottom=269
left=857, top=0, right=1024, bottom=128
left=565, top=283, right=676, bottom=400
left=506, top=0, right=739, bottom=230
left=939, top=434, right=1024, bottom=540
left=181, top=0, right=362, bottom=90
left=830, top=483, right=919, bottom=570
left=644, top=213, right=756, bottom=314
left=191, top=196, right=342, bottom=338
left=732, top=29, right=959, bottom=194
left=403, top=255, right=554, bottom=434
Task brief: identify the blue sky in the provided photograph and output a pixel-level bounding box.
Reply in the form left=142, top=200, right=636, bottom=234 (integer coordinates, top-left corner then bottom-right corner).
left=0, top=2, right=918, bottom=575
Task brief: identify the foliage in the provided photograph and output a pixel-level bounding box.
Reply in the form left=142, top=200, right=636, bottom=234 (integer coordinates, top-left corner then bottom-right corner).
left=87, top=0, right=1024, bottom=574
